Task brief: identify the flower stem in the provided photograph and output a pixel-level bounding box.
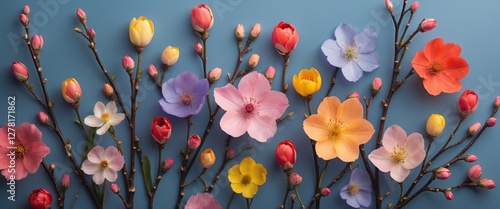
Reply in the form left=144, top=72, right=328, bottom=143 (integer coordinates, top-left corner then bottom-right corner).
left=325, top=67, right=339, bottom=97
left=305, top=99, right=320, bottom=209
left=226, top=192, right=236, bottom=209
left=307, top=162, right=352, bottom=209
left=206, top=135, right=233, bottom=193
left=294, top=186, right=305, bottom=209
left=280, top=172, right=291, bottom=209
left=41, top=161, right=65, bottom=209
left=101, top=181, right=107, bottom=207
left=281, top=54, right=290, bottom=93
left=148, top=145, right=165, bottom=209
left=230, top=37, right=253, bottom=83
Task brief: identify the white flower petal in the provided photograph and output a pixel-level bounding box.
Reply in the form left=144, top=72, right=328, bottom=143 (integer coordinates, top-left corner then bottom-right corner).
left=84, top=115, right=104, bottom=127
left=94, top=101, right=106, bottom=117
left=87, top=146, right=105, bottom=163
left=92, top=169, right=105, bottom=185
left=341, top=61, right=364, bottom=82
left=106, top=101, right=118, bottom=114
left=96, top=123, right=110, bottom=135
left=109, top=113, right=125, bottom=126
left=103, top=168, right=118, bottom=182
left=81, top=160, right=100, bottom=175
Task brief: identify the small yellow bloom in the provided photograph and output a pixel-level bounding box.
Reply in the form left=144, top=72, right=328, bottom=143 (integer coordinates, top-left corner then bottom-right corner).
left=292, top=67, right=322, bottom=97
left=199, top=148, right=216, bottom=168
left=161, top=46, right=180, bottom=67
left=129, top=16, right=154, bottom=48
left=228, top=157, right=267, bottom=198
left=426, top=114, right=446, bottom=138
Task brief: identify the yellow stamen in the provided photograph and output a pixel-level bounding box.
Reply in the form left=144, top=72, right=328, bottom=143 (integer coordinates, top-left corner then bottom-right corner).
left=392, top=145, right=407, bottom=164
left=327, top=119, right=344, bottom=138
left=101, top=112, right=110, bottom=122
left=16, top=145, right=26, bottom=157
left=430, top=62, right=443, bottom=74
left=241, top=174, right=252, bottom=185
left=100, top=160, right=109, bottom=169
left=348, top=184, right=360, bottom=195
left=344, top=47, right=358, bottom=61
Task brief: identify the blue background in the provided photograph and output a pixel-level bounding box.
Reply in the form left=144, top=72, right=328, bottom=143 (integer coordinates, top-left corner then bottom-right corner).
left=1, top=0, right=500, bottom=208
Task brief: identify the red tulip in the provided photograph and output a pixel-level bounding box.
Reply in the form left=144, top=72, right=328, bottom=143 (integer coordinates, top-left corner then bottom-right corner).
left=151, top=116, right=172, bottom=145
left=191, top=4, right=213, bottom=33
left=28, top=188, right=52, bottom=209
left=458, top=90, right=478, bottom=118
left=272, top=21, right=299, bottom=56
left=275, top=140, right=296, bottom=171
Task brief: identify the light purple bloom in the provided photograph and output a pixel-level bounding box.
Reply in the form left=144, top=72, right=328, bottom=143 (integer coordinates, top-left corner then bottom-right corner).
left=159, top=72, right=209, bottom=118
left=321, top=23, right=379, bottom=82
left=340, top=168, right=372, bottom=209
left=185, top=192, right=222, bottom=209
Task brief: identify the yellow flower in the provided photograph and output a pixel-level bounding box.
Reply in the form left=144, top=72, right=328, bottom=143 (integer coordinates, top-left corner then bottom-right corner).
left=303, top=96, right=374, bottom=162
left=161, top=46, right=179, bottom=67
left=228, top=157, right=267, bottom=198
left=292, top=67, right=322, bottom=97
left=426, top=114, right=445, bottom=138
left=199, top=148, right=216, bottom=168
left=129, top=16, right=154, bottom=48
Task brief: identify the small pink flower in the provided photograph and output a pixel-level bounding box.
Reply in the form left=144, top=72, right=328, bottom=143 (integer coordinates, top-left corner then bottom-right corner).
left=19, top=14, right=28, bottom=26
left=110, top=183, right=120, bottom=193
left=191, top=4, right=214, bottom=33
left=435, top=167, right=451, bottom=180
left=444, top=190, right=453, bottom=200
left=487, top=117, right=496, bottom=127
left=103, top=83, right=114, bottom=98
left=467, top=122, right=481, bottom=135
left=208, top=67, right=222, bottom=83
left=468, top=165, right=482, bottom=181
left=289, top=173, right=302, bottom=186
left=185, top=193, right=222, bottom=209
left=464, top=154, right=478, bottom=163
left=494, top=96, right=500, bottom=108
left=372, top=77, right=382, bottom=94
left=81, top=146, right=124, bottom=185
left=347, top=92, right=360, bottom=100
left=226, top=149, right=235, bottom=159
left=162, top=157, right=174, bottom=172
left=265, top=66, right=276, bottom=83
left=122, top=55, right=135, bottom=72
left=214, top=72, right=289, bottom=142
left=479, top=178, right=495, bottom=189
left=11, top=61, right=29, bottom=82
left=410, top=1, right=419, bottom=13
left=0, top=123, right=50, bottom=180
left=194, top=42, right=203, bottom=55
left=248, top=54, right=260, bottom=69
left=29, top=188, right=52, bottom=209
left=148, top=64, right=158, bottom=79
left=369, top=125, right=426, bottom=182
left=37, top=111, right=50, bottom=125
left=87, top=28, right=96, bottom=40
left=419, top=18, right=437, bottom=32
left=188, top=134, right=201, bottom=150
left=23, top=5, right=30, bottom=15
left=76, top=8, right=86, bottom=22
left=235, top=24, right=245, bottom=41
left=321, top=188, right=330, bottom=196
left=31, top=34, right=44, bottom=51
left=385, top=0, right=394, bottom=12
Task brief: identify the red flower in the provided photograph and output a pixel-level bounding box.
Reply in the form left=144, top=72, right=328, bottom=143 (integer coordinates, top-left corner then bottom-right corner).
left=151, top=117, right=172, bottom=145
left=272, top=22, right=299, bottom=56
left=458, top=90, right=478, bottom=118
left=275, top=140, right=296, bottom=171
left=28, top=188, right=52, bottom=209
left=191, top=4, right=213, bottom=33
left=411, top=38, right=469, bottom=96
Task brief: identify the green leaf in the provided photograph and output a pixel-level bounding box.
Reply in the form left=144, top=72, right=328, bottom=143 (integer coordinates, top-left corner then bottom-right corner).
left=82, top=127, right=97, bottom=160
left=142, top=156, right=153, bottom=194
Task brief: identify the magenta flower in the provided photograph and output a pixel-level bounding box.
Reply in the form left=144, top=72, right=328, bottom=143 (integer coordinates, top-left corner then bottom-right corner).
left=339, top=168, right=372, bottom=209
left=81, top=146, right=124, bottom=185
left=159, top=71, right=209, bottom=118
left=185, top=193, right=222, bottom=209
left=0, top=123, right=50, bottom=180
left=214, top=72, right=289, bottom=142
left=368, top=125, right=426, bottom=182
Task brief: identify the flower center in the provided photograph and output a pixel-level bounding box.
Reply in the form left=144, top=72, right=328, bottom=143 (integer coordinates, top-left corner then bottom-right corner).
left=241, top=174, right=252, bottom=185
left=348, top=184, right=360, bottom=195
left=391, top=145, right=407, bottom=164
left=430, top=62, right=443, bottom=74
left=327, top=119, right=344, bottom=138
left=101, top=112, right=110, bottom=122
left=16, top=144, right=26, bottom=157
left=179, top=93, right=193, bottom=105
left=245, top=104, right=254, bottom=113
left=344, top=46, right=358, bottom=61
left=100, top=160, right=109, bottom=169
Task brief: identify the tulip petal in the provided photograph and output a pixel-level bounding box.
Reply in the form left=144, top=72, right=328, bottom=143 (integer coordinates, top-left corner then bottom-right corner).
left=219, top=111, right=249, bottom=138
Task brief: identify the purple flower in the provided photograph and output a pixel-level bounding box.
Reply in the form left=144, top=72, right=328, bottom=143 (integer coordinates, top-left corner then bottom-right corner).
left=321, top=23, right=379, bottom=82
left=340, top=168, right=372, bottom=209
left=159, top=72, right=209, bottom=118
left=185, top=193, right=222, bottom=209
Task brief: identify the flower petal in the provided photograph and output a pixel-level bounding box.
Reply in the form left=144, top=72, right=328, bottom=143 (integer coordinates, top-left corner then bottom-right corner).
left=412, top=51, right=431, bottom=79
left=220, top=111, right=249, bottom=138
left=228, top=165, right=242, bottom=183
left=96, top=123, right=110, bottom=135
left=106, top=101, right=118, bottom=114
left=303, top=115, right=329, bottom=142
left=318, top=96, right=341, bottom=119
left=93, top=101, right=106, bottom=117
left=22, top=142, right=50, bottom=173
left=335, top=23, right=356, bottom=46
left=346, top=193, right=361, bottom=208
left=105, top=147, right=125, bottom=171
left=315, top=139, right=337, bottom=160
left=321, top=39, right=348, bottom=68
left=257, top=91, right=288, bottom=119
left=382, top=125, right=407, bottom=150
left=402, top=133, right=426, bottom=169
left=159, top=99, right=191, bottom=118
left=16, top=123, right=43, bottom=144
left=231, top=183, right=245, bottom=194
left=242, top=183, right=258, bottom=198
left=390, top=164, right=410, bottom=182
left=84, top=115, right=104, bottom=128
left=343, top=118, right=375, bottom=145
left=238, top=72, right=270, bottom=101
left=103, top=168, right=118, bottom=182
left=239, top=157, right=256, bottom=175
left=162, top=78, right=180, bottom=103
left=355, top=29, right=377, bottom=53
left=250, top=164, right=267, bottom=185
left=81, top=160, right=100, bottom=175
left=109, top=113, right=125, bottom=126
left=87, top=146, right=105, bottom=163
left=443, top=56, right=469, bottom=79
left=214, top=84, right=244, bottom=112
left=337, top=98, right=364, bottom=125
left=356, top=190, right=372, bottom=207
left=174, top=72, right=199, bottom=94
left=93, top=169, right=106, bottom=185
left=335, top=136, right=361, bottom=162
left=341, top=61, right=364, bottom=82
left=247, top=115, right=277, bottom=142
left=368, top=147, right=393, bottom=172
left=356, top=52, right=379, bottom=73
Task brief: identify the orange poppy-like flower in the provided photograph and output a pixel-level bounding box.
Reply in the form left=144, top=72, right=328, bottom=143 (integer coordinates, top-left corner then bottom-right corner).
left=303, top=96, right=374, bottom=162
left=411, top=38, right=469, bottom=96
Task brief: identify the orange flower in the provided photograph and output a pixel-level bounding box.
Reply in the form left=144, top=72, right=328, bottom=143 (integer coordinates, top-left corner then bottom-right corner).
left=411, top=38, right=469, bottom=96
left=303, top=96, right=374, bottom=162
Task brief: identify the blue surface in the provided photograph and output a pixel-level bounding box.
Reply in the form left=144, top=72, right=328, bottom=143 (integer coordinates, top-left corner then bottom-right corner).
left=1, top=0, right=500, bottom=208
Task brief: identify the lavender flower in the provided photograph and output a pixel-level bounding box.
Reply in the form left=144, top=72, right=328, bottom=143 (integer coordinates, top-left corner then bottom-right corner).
left=340, top=168, right=372, bottom=208
left=159, top=72, right=209, bottom=118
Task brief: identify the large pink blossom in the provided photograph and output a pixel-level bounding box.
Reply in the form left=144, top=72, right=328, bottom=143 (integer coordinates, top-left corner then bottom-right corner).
left=0, top=123, right=50, bottom=180
left=185, top=192, right=222, bottom=209
left=214, top=71, right=289, bottom=142
left=81, top=146, right=124, bottom=185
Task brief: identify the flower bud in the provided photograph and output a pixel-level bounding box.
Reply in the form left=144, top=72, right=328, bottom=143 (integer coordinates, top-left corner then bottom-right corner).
left=151, top=117, right=172, bottom=145
left=208, top=67, right=222, bottom=83
left=188, top=134, right=201, bottom=150
left=248, top=54, right=260, bottom=69
left=76, top=8, right=86, bottom=24
left=235, top=24, right=245, bottom=41
left=371, top=77, right=382, bottom=95
left=444, top=190, right=453, bottom=200
left=479, top=178, right=495, bottom=189
left=103, top=83, right=114, bottom=99
left=122, top=55, right=135, bottom=72
left=29, top=188, right=52, bottom=209
left=347, top=92, right=360, bottom=100
left=11, top=61, right=29, bottom=82
left=194, top=42, right=203, bottom=55
left=434, top=167, right=451, bottom=180
left=61, top=174, right=70, bottom=190
left=162, top=157, right=174, bottom=172
left=50, top=163, right=56, bottom=170
left=31, top=34, right=44, bottom=52
left=458, top=90, right=478, bottom=118
left=265, top=66, right=276, bottom=83
left=61, top=78, right=82, bottom=107
left=191, top=4, right=214, bottom=33
left=468, top=165, right=482, bottom=181
left=464, top=154, right=478, bottom=163
left=321, top=188, right=330, bottom=197
left=272, top=22, right=299, bottom=56
left=37, top=111, right=50, bottom=125
left=161, top=46, right=180, bottom=67
left=23, top=5, right=30, bottom=15
left=110, top=183, right=120, bottom=193
left=129, top=16, right=155, bottom=49
left=467, top=122, right=481, bottom=136
left=200, top=148, right=216, bottom=168
left=148, top=64, right=158, bottom=79
left=487, top=117, right=497, bottom=127
left=226, top=149, right=235, bottom=159
left=87, top=28, right=96, bottom=40
left=250, top=23, right=261, bottom=40
left=385, top=0, right=394, bottom=12
left=410, top=2, right=419, bottom=13
left=19, top=14, right=29, bottom=26
left=289, top=173, right=302, bottom=186
left=426, top=114, right=446, bottom=138
left=419, top=18, right=437, bottom=32
left=275, top=140, right=296, bottom=171
left=494, top=96, right=500, bottom=110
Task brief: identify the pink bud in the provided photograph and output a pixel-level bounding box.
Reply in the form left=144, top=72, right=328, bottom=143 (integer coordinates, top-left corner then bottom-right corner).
left=103, top=83, right=114, bottom=99
left=458, top=90, right=478, bottom=118
left=464, top=154, right=478, bottom=163
left=289, top=173, right=302, bottom=186
left=494, top=96, right=500, bottom=111
left=371, top=77, right=382, bottom=94
left=195, top=42, right=203, bottom=55
left=147, top=64, right=158, bottom=79
left=37, top=111, right=50, bottom=125
left=235, top=24, right=245, bottom=41
left=435, top=167, right=451, bottom=180
left=11, top=61, right=29, bottom=82
left=191, top=4, right=214, bottom=33
left=321, top=188, right=330, bottom=197
left=61, top=174, right=70, bottom=190
left=385, top=0, right=394, bottom=12
left=248, top=54, right=260, bottom=69
left=77, top=8, right=86, bottom=23
left=419, top=18, right=437, bottom=32
left=23, top=5, right=30, bottom=15
left=479, top=178, right=495, bottom=189
left=49, top=163, right=56, bottom=170
left=265, top=66, right=276, bottom=83
left=444, top=190, right=453, bottom=200
left=226, top=149, right=235, bottom=159
left=110, top=183, right=119, bottom=193
left=467, top=122, right=481, bottom=136
left=347, top=92, right=360, bottom=100
left=122, top=55, right=135, bottom=72
left=250, top=23, right=261, bottom=39
left=31, top=34, right=44, bottom=51
left=87, top=28, right=95, bottom=40
left=468, top=165, right=482, bottom=181
left=188, top=134, right=201, bottom=150
left=19, top=14, right=28, bottom=26
left=208, top=67, right=222, bottom=83
left=162, top=157, right=174, bottom=172
left=486, top=117, right=496, bottom=127
left=410, top=2, right=419, bottom=13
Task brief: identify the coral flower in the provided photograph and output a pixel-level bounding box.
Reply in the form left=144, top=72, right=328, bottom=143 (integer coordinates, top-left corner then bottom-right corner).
left=292, top=67, right=322, bottom=97
left=272, top=21, right=299, bottom=55
left=81, top=146, right=124, bottom=185
left=303, top=96, right=374, bottom=162
left=214, top=71, right=289, bottom=142
left=228, top=157, right=267, bottom=198
left=368, top=125, right=426, bottom=182
left=411, top=38, right=469, bottom=96
left=0, top=123, right=50, bottom=180
left=185, top=193, right=222, bottom=209
left=84, top=101, right=125, bottom=135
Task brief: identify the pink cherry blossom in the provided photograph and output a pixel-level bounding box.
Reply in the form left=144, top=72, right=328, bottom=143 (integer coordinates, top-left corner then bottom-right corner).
left=214, top=71, right=289, bottom=142
left=0, top=123, right=50, bottom=180
left=185, top=193, right=222, bottom=209
left=368, top=125, right=426, bottom=182
left=81, top=146, right=124, bottom=185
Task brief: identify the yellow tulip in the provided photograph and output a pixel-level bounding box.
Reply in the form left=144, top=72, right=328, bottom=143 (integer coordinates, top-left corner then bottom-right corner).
left=426, top=114, right=446, bottom=138
left=161, top=46, right=180, bottom=67
left=292, top=67, right=322, bottom=97
left=199, top=148, right=216, bottom=168
left=129, top=16, right=154, bottom=48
